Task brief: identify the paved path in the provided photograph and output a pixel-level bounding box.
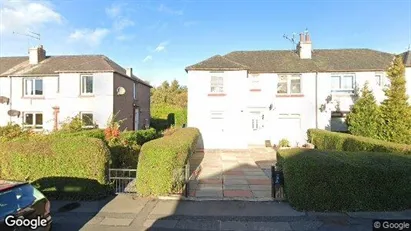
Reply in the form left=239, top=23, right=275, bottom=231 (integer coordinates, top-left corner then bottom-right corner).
left=50, top=195, right=411, bottom=231
left=188, top=148, right=276, bottom=199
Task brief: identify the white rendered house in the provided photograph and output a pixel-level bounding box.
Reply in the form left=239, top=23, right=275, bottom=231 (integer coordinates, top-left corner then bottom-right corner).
left=186, top=32, right=411, bottom=149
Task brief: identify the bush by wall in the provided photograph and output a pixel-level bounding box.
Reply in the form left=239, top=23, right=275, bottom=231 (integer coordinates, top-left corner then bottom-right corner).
left=0, top=136, right=112, bottom=200
left=53, top=129, right=106, bottom=141
left=136, top=128, right=200, bottom=196
left=120, top=128, right=159, bottom=146
left=0, top=123, right=36, bottom=142
left=277, top=148, right=411, bottom=211
left=307, top=129, right=411, bottom=155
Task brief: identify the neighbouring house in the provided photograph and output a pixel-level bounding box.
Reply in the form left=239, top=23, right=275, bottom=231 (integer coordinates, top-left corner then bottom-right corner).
left=0, top=45, right=152, bottom=132
left=186, top=32, right=411, bottom=149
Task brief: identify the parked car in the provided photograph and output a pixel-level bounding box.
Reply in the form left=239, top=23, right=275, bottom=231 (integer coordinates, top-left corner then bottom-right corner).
left=0, top=180, right=52, bottom=231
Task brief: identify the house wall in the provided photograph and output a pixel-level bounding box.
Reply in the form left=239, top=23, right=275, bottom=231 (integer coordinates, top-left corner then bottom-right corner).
left=187, top=69, right=404, bottom=149
left=188, top=70, right=249, bottom=149
left=113, top=73, right=151, bottom=131
left=0, top=73, right=114, bottom=132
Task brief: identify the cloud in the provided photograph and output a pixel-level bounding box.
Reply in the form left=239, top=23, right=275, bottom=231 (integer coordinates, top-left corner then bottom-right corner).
left=143, top=55, right=152, bottom=62
left=0, top=0, right=62, bottom=33
left=105, top=3, right=122, bottom=18
left=113, top=18, right=135, bottom=31
left=158, top=4, right=183, bottom=15
left=69, top=28, right=110, bottom=47
left=154, top=41, right=169, bottom=52
left=116, top=34, right=135, bottom=41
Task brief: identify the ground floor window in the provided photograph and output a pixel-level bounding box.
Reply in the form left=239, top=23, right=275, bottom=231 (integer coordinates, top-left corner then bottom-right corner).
left=80, top=112, right=94, bottom=128
left=330, top=111, right=349, bottom=132
left=23, top=112, right=43, bottom=129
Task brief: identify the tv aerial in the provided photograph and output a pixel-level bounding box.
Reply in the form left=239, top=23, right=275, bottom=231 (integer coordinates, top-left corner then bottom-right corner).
left=12, top=30, right=41, bottom=48
left=283, top=32, right=297, bottom=52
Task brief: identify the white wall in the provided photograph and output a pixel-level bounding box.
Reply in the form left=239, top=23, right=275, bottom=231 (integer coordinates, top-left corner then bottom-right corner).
left=187, top=69, right=409, bottom=149
left=0, top=73, right=114, bottom=132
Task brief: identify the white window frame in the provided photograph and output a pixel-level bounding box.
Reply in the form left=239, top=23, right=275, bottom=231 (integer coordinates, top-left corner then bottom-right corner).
left=80, top=112, right=94, bottom=128
left=375, top=73, right=384, bottom=87
left=277, top=74, right=302, bottom=95
left=23, top=112, right=43, bottom=129
left=80, top=75, right=94, bottom=95
left=331, top=74, right=355, bottom=93
left=23, top=78, right=43, bottom=97
left=249, top=74, right=260, bottom=89
left=210, top=75, right=224, bottom=93
left=133, top=82, right=137, bottom=100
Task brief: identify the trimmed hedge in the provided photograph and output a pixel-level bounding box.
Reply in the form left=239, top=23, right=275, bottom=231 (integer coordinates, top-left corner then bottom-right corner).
left=0, top=136, right=112, bottom=200
left=277, top=148, right=411, bottom=211
left=120, top=128, right=159, bottom=146
left=307, top=129, right=411, bottom=155
left=136, top=128, right=200, bottom=196
left=52, top=129, right=105, bottom=141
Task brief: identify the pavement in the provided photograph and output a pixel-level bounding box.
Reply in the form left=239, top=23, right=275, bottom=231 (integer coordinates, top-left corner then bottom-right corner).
left=50, top=194, right=411, bottom=231
left=188, top=148, right=276, bottom=199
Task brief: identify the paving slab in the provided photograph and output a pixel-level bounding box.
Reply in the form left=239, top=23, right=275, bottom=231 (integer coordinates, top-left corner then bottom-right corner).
left=224, top=179, right=249, bottom=185
left=100, top=218, right=134, bottom=226
left=224, top=190, right=253, bottom=197
left=198, top=184, right=223, bottom=189
left=252, top=190, right=271, bottom=198
left=223, top=184, right=251, bottom=190
left=99, top=195, right=147, bottom=214
left=196, top=190, right=223, bottom=198
left=250, top=185, right=271, bottom=190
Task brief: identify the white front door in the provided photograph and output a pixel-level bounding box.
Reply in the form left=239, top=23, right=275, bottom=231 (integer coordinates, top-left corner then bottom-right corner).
left=249, top=111, right=264, bottom=145
left=134, top=108, right=139, bottom=130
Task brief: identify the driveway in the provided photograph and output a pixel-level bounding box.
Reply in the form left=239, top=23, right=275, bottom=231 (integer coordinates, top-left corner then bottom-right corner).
left=188, top=148, right=276, bottom=199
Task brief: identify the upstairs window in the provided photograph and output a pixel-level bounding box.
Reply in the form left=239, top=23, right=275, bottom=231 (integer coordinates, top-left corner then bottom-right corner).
left=277, top=74, right=301, bottom=94
left=375, top=73, right=383, bottom=86
left=24, top=78, right=43, bottom=96
left=249, top=74, right=260, bottom=89
left=81, top=75, right=93, bottom=95
left=23, top=112, right=43, bottom=129
left=331, top=74, right=355, bottom=93
left=210, top=76, right=224, bottom=93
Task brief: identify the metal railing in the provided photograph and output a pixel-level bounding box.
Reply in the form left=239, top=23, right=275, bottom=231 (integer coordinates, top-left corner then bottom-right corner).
left=108, top=168, right=137, bottom=194
left=271, top=165, right=285, bottom=200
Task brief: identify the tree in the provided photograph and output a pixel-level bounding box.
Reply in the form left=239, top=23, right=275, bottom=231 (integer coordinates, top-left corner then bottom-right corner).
left=346, top=82, right=382, bottom=139
left=379, top=56, right=411, bottom=144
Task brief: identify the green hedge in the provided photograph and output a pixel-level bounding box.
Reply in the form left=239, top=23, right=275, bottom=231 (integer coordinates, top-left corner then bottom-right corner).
left=120, top=128, right=159, bottom=146
left=52, top=129, right=105, bottom=141
left=277, top=148, right=411, bottom=211
left=151, top=103, right=187, bottom=131
left=0, top=136, right=112, bottom=200
left=307, top=129, right=411, bottom=155
left=136, top=128, right=199, bottom=196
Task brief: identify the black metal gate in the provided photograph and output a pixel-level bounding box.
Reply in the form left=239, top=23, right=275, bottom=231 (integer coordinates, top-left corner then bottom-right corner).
left=108, top=168, right=137, bottom=194
left=271, top=165, right=285, bottom=200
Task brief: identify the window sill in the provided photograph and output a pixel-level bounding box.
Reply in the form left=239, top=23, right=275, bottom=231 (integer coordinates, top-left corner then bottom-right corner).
left=249, top=89, right=261, bottom=92
left=276, top=94, right=304, bottom=98
left=79, top=94, right=95, bottom=98
left=22, top=96, right=45, bottom=99
left=208, top=93, right=226, bottom=97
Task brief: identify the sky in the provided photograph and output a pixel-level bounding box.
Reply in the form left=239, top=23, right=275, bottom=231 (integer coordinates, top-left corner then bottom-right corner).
left=0, top=0, right=411, bottom=87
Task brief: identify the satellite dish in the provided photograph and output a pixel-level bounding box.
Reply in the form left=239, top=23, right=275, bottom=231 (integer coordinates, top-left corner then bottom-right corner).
left=0, top=96, right=9, bottom=104
left=116, top=87, right=126, bottom=95
left=8, top=110, right=21, bottom=117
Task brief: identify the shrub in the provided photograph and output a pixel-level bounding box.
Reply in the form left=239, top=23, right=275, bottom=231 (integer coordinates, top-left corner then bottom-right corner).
left=151, top=103, right=187, bottom=131
left=379, top=56, right=411, bottom=144
left=52, top=129, right=105, bottom=141
left=60, top=115, right=97, bottom=132
left=136, top=128, right=200, bottom=196
left=0, top=136, right=112, bottom=200
left=0, top=123, right=35, bottom=142
left=277, top=148, right=411, bottom=211
left=110, top=144, right=141, bottom=168
left=278, top=138, right=290, bottom=147
left=307, top=129, right=411, bottom=155
left=346, top=82, right=382, bottom=139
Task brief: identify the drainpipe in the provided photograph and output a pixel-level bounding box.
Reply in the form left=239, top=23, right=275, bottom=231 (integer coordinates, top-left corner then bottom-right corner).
left=8, top=75, right=12, bottom=123
left=315, top=72, right=318, bottom=129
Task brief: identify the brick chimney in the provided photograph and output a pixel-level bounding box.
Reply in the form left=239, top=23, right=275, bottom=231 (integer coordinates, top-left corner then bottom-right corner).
left=297, top=32, right=312, bottom=59
left=29, top=45, right=46, bottom=65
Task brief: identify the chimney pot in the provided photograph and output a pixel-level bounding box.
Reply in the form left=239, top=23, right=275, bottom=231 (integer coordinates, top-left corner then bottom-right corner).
left=305, top=33, right=311, bottom=43
left=299, top=33, right=305, bottom=43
